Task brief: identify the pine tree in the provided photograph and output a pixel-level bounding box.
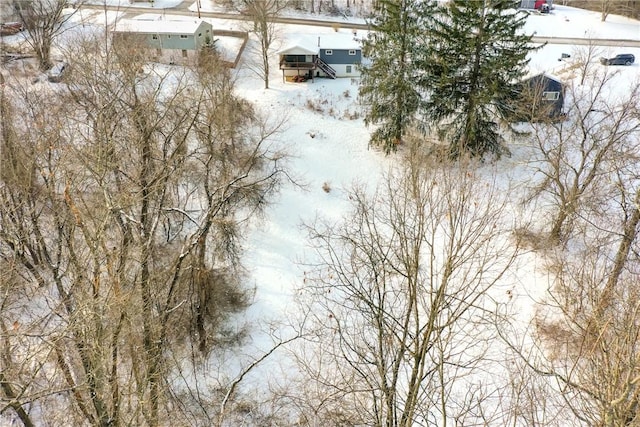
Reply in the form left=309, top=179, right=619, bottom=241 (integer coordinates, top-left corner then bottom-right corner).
left=359, top=0, right=434, bottom=153
left=420, top=0, right=536, bottom=158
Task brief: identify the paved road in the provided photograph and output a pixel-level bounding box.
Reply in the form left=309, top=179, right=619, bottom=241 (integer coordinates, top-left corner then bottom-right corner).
left=532, top=36, right=640, bottom=47
left=82, top=2, right=640, bottom=47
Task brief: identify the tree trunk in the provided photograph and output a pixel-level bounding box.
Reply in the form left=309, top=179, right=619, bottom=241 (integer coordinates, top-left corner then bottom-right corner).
left=597, top=189, right=640, bottom=315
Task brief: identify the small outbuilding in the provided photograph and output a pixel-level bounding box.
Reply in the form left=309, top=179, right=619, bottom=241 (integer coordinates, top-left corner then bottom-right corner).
left=277, top=33, right=362, bottom=81
left=509, top=73, right=565, bottom=121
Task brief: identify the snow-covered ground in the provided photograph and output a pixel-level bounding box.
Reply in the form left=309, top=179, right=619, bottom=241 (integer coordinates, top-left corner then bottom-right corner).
left=524, top=4, right=640, bottom=40
left=212, top=2, right=640, bottom=407
left=1, top=1, right=639, bottom=422
left=238, top=76, right=389, bottom=320
left=73, top=0, right=638, bottom=409
left=522, top=4, right=640, bottom=77
left=227, top=2, right=640, bottom=328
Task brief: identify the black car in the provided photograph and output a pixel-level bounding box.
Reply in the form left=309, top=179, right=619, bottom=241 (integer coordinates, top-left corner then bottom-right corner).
left=600, top=54, right=635, bottom=66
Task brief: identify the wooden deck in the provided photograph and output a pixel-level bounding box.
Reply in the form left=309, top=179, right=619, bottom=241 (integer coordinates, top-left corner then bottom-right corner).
left=279, top=61, right=316, bottom=70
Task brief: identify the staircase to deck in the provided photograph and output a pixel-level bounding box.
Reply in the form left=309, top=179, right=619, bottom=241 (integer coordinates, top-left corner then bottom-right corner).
left=314, top=57, right=337, bottom=79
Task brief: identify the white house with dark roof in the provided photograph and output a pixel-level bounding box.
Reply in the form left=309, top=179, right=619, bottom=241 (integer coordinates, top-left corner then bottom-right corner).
left=111, top=19, right=213, bottom=62
left=277, top=33, right=362, bottom=81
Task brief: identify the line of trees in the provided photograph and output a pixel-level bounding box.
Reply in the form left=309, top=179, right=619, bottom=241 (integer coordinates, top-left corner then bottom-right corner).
left=286, top=0, right=375, bottom=15
left=360, top=0, right=537, bottom=158
left=562, top=0, right=640, bottom=21
left=285, top=142, right=520, bottom=426
left=499, top=59, right=640, bottom=426
left=283, top=54, right=640, bottom=425
left=0, top=34, right=288, bottom=426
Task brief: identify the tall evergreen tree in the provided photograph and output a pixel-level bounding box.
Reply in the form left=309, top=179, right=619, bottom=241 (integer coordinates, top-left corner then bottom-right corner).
left=420, top=0, right=536, bottom=158
left=359, top=0, right=434, bottom=153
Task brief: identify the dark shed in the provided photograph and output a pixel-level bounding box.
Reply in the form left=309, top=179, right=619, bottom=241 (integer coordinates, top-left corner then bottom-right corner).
left=512, top=73, right=565, bottom=121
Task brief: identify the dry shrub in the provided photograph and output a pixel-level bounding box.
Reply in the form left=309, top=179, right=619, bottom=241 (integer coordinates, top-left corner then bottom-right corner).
left=322, top=182, right=331, bottom=193
left=534, top=316, right=581, bottom=362
left=193, top=266, right=251, bottom=338
left=170, top=261, right=252, bottom=355
left=342, top=110, right=359, bottom=120
left=306, top=98, right=323, bottom=113
left=513, top=227, right=556, bottom=251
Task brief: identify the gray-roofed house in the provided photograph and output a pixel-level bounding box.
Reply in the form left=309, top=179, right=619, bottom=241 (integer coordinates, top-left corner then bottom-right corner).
left=277, top=33, right=362, bottom=81
left=111, top=19, right=213, bottom=63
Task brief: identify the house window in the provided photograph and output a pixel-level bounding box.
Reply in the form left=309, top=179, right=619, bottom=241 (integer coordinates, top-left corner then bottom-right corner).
left=206, top=29, right=210, bottom=33
left=167, top=35, right=171, bottom=38
left=542, top=91, right=560, bottom=101
left=325, top=49, right=333, bottom=55
left=284, top=54, right=307, bottom=64
left=152, top=34, right=158, bottom=40
left=348, top=49, right=356, bottom=55
left=346, top=65, right=352, bottom=73
left=180, top=35, right=188, bottom=39
left=182, top=50, right=188, bottom=57
left=198, top=33, right=202, bottom=37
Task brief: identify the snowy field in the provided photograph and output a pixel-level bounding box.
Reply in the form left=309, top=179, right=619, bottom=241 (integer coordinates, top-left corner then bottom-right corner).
left=523, top=4, right=640, bottom=40
left=227, top=3, right=640, bottom=336
left=213, top=3, right=640, bottom=413
left=69, top=0, right=640, bottom=408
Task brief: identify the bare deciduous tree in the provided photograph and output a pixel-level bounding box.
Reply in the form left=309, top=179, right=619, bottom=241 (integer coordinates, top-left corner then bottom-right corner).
left=241, top=0, right=287, bottom=89
left=502, top=191, right=640, bottom=425
left=294, top=143, right=519, bottom=426
left=12, top=0, right=78, bottom=70
left=501, top=71, right=640, bottom=426
left=0, top=31, right=288, bottom=425
left=569, top=38, right=603, bottom=86
left=524, top=71, right=640, bottom=242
